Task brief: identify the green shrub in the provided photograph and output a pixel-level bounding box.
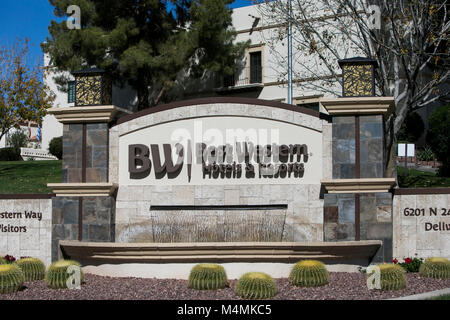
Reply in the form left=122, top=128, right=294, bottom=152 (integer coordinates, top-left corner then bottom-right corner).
left=373, top=264, right=406, bottom=291
left=48, top=136, right=62, bottom=160
left=419, top=257, right=450, bottom=279
left=235, top=272, right=277, bottom=299
left=416, top=147, right=435, bottom=162
left=16, top=258, right=46, bottom=282
left=188, top=264, right=228, bottom=290
left=427, top=104, right=450, bottom=176
left=6, top=130, right=29, bottom=158
left=289, top=260, right=329, bottom=287
left=0, top=264, right=24, bottom=294
left=45, top=260, right=84, bottom=289
left=0, top=147, right=21, bottom=161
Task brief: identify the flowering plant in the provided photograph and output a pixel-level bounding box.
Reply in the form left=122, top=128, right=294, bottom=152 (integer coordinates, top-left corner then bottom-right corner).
left=392, top=255, right=423, bottom=272
left=4, top=255, right=16, bottom=264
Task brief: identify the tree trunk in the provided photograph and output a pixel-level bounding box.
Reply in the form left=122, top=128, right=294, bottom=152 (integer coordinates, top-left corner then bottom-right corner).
left=386, top=132, right=398, bottom=181
left=154, top=87, right=166, bottom=106
left=136, top=76, right=150, bottom=111
left=385, top=97, right=409, bottom=186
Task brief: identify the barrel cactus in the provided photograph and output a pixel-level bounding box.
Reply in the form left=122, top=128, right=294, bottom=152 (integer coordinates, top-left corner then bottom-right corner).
left=188, top=264, right=228, bottom=290
left=0, top=264, right=25, bottom=294
left=235, top=272, right=277, bottom=299
left=374, top=264, right=406, bottom=291
left=45, top=260, right=84, bottom=289
left=0, top=257, right=6, bottom=265
left=16, top=258, right=46, bottom=282
left=289, top=260, right=329, bottom=287
left=419, top=257, right=450, bottom=279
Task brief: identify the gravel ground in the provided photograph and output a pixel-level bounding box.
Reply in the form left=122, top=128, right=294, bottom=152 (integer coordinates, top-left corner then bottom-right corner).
left=1, top=272, right=449, bottom=300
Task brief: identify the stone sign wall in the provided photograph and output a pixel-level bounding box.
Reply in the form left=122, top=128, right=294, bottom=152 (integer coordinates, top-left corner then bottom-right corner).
left=393, top=189, right=450, bottom=259
left=112, top=101, right=328, bottom=243
left=0, top=196, right=52, bottom=266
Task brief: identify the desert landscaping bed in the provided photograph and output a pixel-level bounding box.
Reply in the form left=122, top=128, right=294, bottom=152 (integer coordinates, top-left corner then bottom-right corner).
left=0, top=272, right=449, bottom=300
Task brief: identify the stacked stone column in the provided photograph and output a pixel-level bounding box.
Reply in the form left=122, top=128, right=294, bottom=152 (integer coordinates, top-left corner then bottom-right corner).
left=321, top=57, right=396, bottom=262
left=47, top=69, right=121, bottom=261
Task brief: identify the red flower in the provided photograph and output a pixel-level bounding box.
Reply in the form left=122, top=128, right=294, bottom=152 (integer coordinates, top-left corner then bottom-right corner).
left=392, top=259, right=399, bottom=264
left=404, top=258, right=412, bottom=264
left=4, top=255, right=16, bottom=262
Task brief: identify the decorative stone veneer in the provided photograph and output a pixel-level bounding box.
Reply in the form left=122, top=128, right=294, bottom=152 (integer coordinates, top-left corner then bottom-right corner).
left=322, top=122, right=333, bottom=180
left=393, top=193, right=450, bottom=259
left=359, top=115, right=384, bottom=178
left=52, top=197, right=79, bottom=261
left=62, top=123, right=109, bottom=183
left=62, top=124, right=83, bottom=182
left=324, top=192, right=392, bottom=262
left=52, top=196, right=115, bottom=261
left=331, top=115, right=384, bottom=179
left=360, top=192, right=392, bottom=262
left=115, top=184, right=323, bottom=243
left=324, top=193, right=356, bottom=241
left=0, top=198, right=52, bottom=266
left=82, top=197, right=115, bottom=242
left=86, top=123, right=109, bottom=182
left=332, top=116, right=355, bottom=179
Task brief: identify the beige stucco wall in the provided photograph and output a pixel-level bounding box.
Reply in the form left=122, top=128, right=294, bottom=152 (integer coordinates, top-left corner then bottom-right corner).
left=393, top=193, right=450, bottom=259
left=0, top=198, right=52, bottom=266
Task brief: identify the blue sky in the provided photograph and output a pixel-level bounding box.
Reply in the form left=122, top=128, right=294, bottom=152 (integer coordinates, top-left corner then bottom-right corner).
left=0, top=0, right=254, bottom=67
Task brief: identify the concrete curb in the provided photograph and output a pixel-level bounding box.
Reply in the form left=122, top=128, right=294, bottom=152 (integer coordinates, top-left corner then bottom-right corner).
left=388, top=287, right=450, bottom=300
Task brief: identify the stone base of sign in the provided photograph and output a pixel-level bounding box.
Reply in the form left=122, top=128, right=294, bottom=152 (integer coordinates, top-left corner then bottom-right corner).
left=82, top=262, right=362, bottom=280
left=59, top=240, right=382, bottom=265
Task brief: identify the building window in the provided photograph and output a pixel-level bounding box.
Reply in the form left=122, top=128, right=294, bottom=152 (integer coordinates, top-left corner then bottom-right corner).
left=249, top=51, right=262, bottom=84
left=68, top=81, right=75, bottom=103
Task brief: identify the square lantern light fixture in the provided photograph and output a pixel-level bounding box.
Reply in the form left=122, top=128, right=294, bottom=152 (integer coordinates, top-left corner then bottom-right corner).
left=71, top=68, right=112, bottom=106
left=338, top=57, right=378, bottom=97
